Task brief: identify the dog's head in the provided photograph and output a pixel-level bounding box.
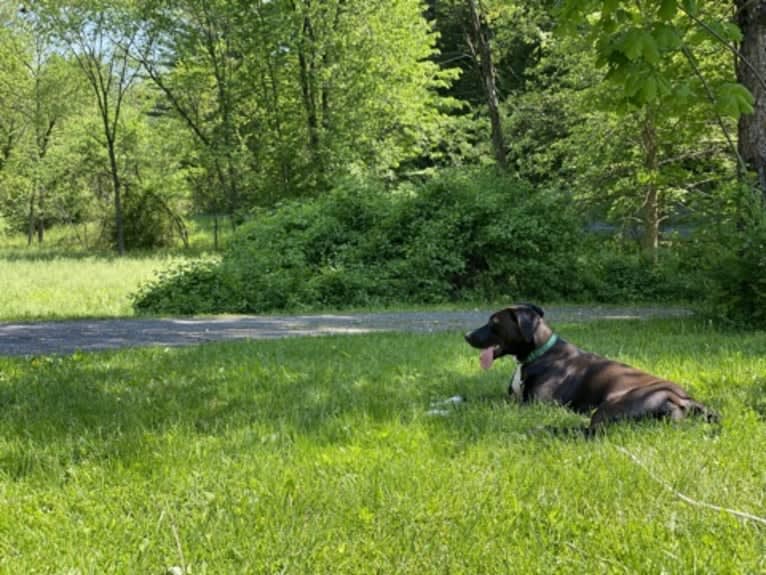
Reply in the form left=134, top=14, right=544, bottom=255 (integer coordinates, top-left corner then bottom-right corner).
left=464, top=304, right=549, bottom=368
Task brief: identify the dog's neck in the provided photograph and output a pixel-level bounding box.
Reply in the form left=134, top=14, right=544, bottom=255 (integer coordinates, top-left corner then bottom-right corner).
left=531, top=321, right=553, bottom=349
left=518, top=322, right=556, bottom=364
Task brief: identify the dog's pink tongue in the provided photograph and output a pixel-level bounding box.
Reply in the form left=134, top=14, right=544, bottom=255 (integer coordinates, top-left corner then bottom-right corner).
left=480, top=348, right=494, bottom=370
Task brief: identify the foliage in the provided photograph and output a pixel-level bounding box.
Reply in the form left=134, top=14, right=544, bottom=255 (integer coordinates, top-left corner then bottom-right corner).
left=1, top=321, right=765, bottom=572
left=2, top=0, right=764, bottom=319
left=555, top=0, right=750, bottom=114
left=508, top=0, right=745, bottom=255
left=575, top=242, right=702, bottom=303
left=0, top=12, right=89, bottom=240
left=139, top=0, right=458, bottom=206
left=132, top=171, right=586, bottom=314
left=687, top=189, right=766, bottom=328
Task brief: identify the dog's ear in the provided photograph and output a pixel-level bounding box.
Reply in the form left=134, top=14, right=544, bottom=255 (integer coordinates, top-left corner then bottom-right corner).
left=518, top=302, right=544, bottom=318
left=512, top=306, right=542, bottom=343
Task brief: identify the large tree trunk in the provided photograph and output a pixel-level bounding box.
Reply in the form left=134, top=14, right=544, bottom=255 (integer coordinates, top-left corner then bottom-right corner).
left=466, top=0, right=507, bottom=170
left=736, top=0, right=766, bottom=199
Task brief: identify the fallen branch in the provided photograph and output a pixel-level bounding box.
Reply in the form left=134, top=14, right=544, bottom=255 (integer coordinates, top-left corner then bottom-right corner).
left=615, top=446, right=766, bottom=528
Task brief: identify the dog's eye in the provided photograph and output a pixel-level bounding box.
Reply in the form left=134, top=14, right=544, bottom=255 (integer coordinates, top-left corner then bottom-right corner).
left=491, top=316, right=500, bottom=324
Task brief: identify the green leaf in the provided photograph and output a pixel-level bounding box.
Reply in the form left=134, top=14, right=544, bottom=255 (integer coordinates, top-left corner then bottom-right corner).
left=653, top=23, right=682, bottom=51
left=657, top=0, right=677, bottom=20
left=715, top=83, right=755, bottom=118
left=619, top=28, right=645, bottom=61
left=641, top=32, right=661, bottom=63
left=721, top=22, right=744, bottom=43
left=702, top=21, right=743, bottom=44
left=640, top=75, right=659, bottom=102
left=616, top=29, right=660, bottom=63
left=625, top=70, right=644, bottom=98
left=681, top=0, right=698, bottom=16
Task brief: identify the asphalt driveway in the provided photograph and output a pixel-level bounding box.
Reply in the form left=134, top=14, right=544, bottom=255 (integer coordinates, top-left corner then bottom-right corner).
left=0, top=306, right=693, bottom=357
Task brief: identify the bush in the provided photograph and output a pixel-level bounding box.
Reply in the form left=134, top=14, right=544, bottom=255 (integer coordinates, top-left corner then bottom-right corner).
left=132, top=170, right=588, bottom=314
left=100, top=188, right=182, bottom=251
left=575, top=244, right=704, bottom=303
left=131, top=259, right=235, bottom=315
left=692, top=201, right=766, bottom=328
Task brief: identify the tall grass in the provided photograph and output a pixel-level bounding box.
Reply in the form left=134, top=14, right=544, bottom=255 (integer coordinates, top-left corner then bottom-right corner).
left=0, top=216, right=235, bottom=253
left=0, top=319, right=764, bottom=573
left=0, top=254, right=190, bottom=320
left=0, top=218, right=235, bottom=320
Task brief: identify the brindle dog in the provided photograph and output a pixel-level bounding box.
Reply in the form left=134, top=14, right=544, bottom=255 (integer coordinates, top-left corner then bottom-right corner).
left=465, top=304, right=717, bottom=432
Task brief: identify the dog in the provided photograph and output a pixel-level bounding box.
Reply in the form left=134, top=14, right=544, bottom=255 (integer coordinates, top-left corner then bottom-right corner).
left=464, top=304, right=717, bottom=432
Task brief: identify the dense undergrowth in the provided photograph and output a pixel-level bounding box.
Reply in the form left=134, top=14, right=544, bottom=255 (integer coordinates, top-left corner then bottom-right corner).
left=133, top=171, right=715, bottom=316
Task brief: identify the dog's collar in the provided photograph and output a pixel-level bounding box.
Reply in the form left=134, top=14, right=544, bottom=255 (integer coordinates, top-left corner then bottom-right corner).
left=521, top=333, right=559, bottom=365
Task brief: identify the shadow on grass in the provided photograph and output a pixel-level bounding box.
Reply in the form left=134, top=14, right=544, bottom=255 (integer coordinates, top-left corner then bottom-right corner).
left=0, top=325, right=748, bottom=479
left=0, top=335, right=573, bottom=468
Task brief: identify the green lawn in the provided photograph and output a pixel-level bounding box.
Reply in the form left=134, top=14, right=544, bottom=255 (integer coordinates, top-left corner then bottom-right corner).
left=1, top=319, right=765, bottom=573
left=0, top=253, right=190, bottom=320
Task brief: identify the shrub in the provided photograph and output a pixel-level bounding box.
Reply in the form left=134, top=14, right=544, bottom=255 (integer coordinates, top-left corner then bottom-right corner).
left=131, top=259, right=234, bottom=315
left=132, top=170, right=587, bottom=314
left=575, top=243, right=704, bottom=303
left=100, top=188, right=182, bottom=251
left=693, top=201, right=766, bottom=328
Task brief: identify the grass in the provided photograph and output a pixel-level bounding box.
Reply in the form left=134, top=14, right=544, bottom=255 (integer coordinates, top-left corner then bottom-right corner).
left=0, top=318, right=765, bottom=573
left=0, top=217, right=236, bottom=254
left=0, top=249, right=686, bottom=321
left=0, top=217, right=235, bottom=320
left=0, top=253, right=194, bottom=320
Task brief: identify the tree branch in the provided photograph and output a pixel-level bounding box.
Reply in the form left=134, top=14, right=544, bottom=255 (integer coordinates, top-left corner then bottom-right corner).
left=680, top=44, right=749, bottom=176
left=679, top=3, right=766, bottom=93
left=616, top=446, right=766, bottom=528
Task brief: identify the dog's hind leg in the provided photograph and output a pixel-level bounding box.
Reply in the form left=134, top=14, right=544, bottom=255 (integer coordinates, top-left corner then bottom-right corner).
left=588, top=386, right=717, bottom=433
left=684, top=399, right=720, bottom=424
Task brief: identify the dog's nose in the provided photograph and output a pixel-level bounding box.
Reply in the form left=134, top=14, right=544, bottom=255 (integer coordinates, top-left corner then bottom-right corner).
left=464, top=331, right=473, bottom=343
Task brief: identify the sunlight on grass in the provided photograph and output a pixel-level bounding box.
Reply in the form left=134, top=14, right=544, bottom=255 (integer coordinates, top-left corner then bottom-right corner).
left=0, top=255, right=188, bottom=320
left=0, top=320, right=764, bottom=572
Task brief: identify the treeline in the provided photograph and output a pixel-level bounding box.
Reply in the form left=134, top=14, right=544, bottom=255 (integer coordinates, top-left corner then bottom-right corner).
left=1, top=1, right=766, bottom=323
left=0, top=1, right=762, bottom=249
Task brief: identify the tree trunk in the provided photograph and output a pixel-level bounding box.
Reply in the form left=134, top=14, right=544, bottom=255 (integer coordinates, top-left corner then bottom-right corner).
left=736, top=0, right=766, bottom=199
left=27, top=188, right=36, bottom=246
left=297, top=2, right=322, bottom=179
left=640, top=111, right=659, bottom=261
left=106, top=136, right=125, bottom=256
left=37, top=184, right=44, bottom=243
left=466, top=0, right=507, bottom=170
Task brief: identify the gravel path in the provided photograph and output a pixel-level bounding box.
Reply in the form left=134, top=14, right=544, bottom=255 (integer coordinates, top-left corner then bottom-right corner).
left=0, top=306, right=692, bottom=357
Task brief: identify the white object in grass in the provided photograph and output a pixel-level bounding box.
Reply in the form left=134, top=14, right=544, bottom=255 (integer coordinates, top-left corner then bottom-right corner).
left=511, top=365, right=523, bottom=398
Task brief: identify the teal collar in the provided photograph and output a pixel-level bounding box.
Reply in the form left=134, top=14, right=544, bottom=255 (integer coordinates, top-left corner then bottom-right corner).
left=521, top=334, right=559, bottom=365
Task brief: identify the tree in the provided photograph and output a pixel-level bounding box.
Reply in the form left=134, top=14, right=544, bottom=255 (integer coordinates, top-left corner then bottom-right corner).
left=35, top=0, right=149, bottom=254
left=139, top=0, right=456, bottom=217
left=465, top=0, right=507, bottom=170
left=554, top=0, right=752, bottom=258
left=735, top=0, right=766, bottom=199
left=138, top=0, right=250, bottom=227
left=0, top=7, right=86, bottom=243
